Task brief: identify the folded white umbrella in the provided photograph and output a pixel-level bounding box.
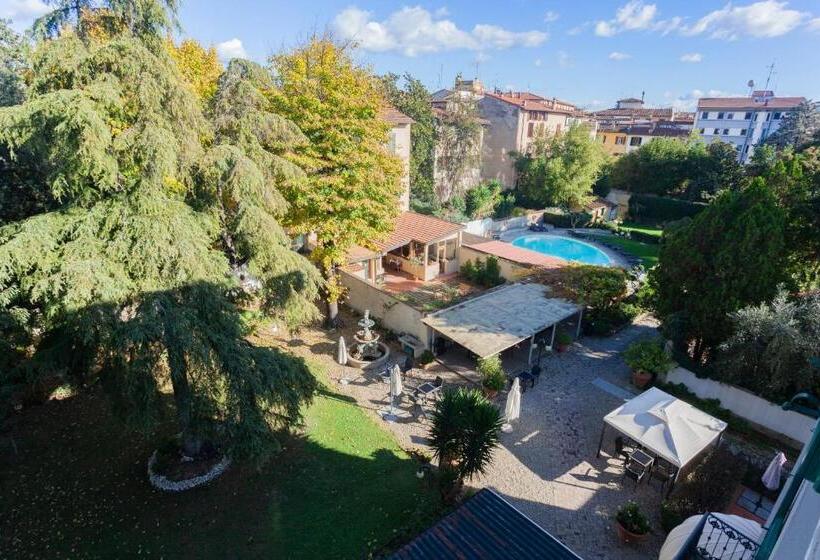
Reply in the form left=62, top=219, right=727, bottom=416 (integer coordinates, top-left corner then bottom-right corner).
left=337, top=336, right=348, bottom=365
left=762, top=451, right=787, bottom=491
left=389, top=364, right=403, bottom=399
left=502, top=378, right=521, bottom=432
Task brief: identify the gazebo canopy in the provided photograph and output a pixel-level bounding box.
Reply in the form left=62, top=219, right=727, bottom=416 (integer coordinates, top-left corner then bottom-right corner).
left=603, top=387, right=727, bottom=469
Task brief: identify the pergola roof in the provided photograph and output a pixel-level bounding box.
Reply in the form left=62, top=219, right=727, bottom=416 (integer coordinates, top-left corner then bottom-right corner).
left=604, top=387, right=727, bottom=468
left=422, top=283, right=581, bottom=358
left=374, top=212, right=463, bottom=253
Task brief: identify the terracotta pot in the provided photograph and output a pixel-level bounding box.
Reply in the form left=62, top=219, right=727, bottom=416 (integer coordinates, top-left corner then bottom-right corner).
left=631, top=369, right=653, bottom=389
left=616, top=521, right=649, bottom=544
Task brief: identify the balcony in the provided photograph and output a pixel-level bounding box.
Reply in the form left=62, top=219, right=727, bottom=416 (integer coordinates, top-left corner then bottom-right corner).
left=664, top=513, right=762, bottom=560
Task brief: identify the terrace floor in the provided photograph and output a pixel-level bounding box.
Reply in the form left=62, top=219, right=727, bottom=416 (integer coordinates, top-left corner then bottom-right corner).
left=384, top=271, right=483, bottom=312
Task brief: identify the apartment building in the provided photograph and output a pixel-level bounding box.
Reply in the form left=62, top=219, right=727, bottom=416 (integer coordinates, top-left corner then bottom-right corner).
left=597, top=121, right=690, bottom=156
left=694, top=91, right=805, bottom=163
left=593, top=96, right=694, bottom=130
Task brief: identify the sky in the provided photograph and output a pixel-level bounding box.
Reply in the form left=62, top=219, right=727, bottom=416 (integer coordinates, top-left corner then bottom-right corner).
left=2, top=0, right=820, bottom=111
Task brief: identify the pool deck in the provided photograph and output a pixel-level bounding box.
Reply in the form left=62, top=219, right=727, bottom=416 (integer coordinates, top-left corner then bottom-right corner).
left=495, top=228, right=631, bottom=268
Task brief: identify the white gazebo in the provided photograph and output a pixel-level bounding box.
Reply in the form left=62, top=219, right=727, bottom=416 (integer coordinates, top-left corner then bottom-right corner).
left=596, top=387, right=728, bottom=488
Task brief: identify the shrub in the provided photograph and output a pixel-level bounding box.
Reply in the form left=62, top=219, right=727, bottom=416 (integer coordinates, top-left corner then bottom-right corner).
left=493, top=193, right=517, bottom=218
left=465, top=180, right=503, bottom=219
left=556, top=330, right=573, bottom=347
left=541, top=210, right=592, bottom=229
left=616, top=501, right=650, bottom=535
left=460, top=257, right=504, bottom=288
left=661, top=448, right=747, bottom=532
left=628, top=194, right=706, bottom=225
left=583, top=303, right=641, bottom=336
left=623, top=338, right=672, bottom=375
left=418, top=350, right=435, bottom=365
left=627, top=230, right=661, bottom=245
left=477, top=355, right=506, bottom=391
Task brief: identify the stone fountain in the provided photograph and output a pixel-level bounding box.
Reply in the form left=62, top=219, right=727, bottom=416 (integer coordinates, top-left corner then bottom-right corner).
left=347, top=310, right=390, bottom=370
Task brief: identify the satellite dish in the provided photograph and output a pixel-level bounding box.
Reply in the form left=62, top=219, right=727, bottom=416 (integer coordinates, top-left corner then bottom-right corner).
left=747, top=79, right=755, bottom=88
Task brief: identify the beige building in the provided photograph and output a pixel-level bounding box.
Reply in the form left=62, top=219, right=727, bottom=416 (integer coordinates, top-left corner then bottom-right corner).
left=596, top=121, right=690, bottom=156
left=593, top=96, right=694, bottom=129
left=478, top=90, right=578, bottom=187
left=383, top=107, right=414, bottom=211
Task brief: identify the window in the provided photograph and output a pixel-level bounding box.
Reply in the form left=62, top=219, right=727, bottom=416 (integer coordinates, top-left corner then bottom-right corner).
left=701, top=112, right=709, bottom=119
left=699, top=128, right=705, bottom=134
left=773, top=112, right=782, bottom=120
left=740, top=129, right=747, bottom=136
left=527, top=122, right=534, bottom=138
left=629, top=136, right=642, bottom=146
left=745, top=145, right=750, bottom=153
left=615, top=136, right=626, bottom=145
left=744, top=112, right=752, bottom=119
left=766, top=113, right=772, bottom=121
left=726, top=113, right=734, bottom=120
left=723, top=129, right=729, bottom=135
left=713, top=128, right=720, bottom=135
left=717, top=112, right=725, bottom=119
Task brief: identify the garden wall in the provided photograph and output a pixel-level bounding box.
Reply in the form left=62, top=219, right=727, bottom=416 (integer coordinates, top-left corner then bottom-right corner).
left=459, top=246, right=532, bottom=282
left=661, top=366, right=815, bottom=446
left=340, top=271, right=430, bottom=349
left=463, top=210, right=544, bottom=237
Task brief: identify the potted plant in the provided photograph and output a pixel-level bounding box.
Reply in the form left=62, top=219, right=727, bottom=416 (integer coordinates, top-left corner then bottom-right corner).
left=477, top=355, right=506, bottom=399
left=615, top=501, right=650, bottom=544
left=623, top=337, right=672, bottom=389
left=555, top=330, right=573, bottom=352
left=418, top=349, right=436, bottom=370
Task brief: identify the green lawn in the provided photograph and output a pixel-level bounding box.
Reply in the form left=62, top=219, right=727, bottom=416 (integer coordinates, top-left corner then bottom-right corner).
left=619, top=221, right=663, bottom=238
left=1, top=363, right=441, bottom=558
left=602, top=235, right=660, bottom=268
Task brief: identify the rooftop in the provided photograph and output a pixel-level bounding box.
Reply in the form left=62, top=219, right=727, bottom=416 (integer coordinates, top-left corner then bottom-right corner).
left=464, top=239, right=566, bottom=269
left=391, top=488, right=583, bottom=560
left=697, top=96, right=805, bottom=111
left=381, top=107, right=415, bottom=125
left=373, top=211, right=464, bottom=253
left=486, top=91, right=577, bottom=115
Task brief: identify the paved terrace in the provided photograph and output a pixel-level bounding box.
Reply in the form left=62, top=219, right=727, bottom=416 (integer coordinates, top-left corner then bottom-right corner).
left=292, top=311, right=668, bottom=560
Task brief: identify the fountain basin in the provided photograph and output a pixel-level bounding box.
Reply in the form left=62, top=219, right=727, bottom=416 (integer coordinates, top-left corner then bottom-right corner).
left=347, top=342, right=391, bottom=370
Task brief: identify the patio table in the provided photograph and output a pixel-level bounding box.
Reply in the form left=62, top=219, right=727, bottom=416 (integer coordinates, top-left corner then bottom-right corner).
left=628, top=449, right=654, bottom=473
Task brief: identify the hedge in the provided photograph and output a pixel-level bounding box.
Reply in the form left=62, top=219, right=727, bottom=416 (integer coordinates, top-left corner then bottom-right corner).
left=541, top=211, right=591, bottom=228
left=627, top=229, right=661, bottom=245
left=628, top=194, right=706, bottom=225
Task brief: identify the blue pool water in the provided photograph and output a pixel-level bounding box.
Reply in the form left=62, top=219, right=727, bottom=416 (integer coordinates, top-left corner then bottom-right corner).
left=512, top=234, right=612, bottom=266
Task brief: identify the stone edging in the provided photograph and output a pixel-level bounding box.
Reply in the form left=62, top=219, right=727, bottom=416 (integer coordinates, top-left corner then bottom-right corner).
left=147, top=450, right=231, bottom=492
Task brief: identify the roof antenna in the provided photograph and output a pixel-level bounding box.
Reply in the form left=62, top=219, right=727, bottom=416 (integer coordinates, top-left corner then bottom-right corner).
left=641, top=91, right=645, bottom=103
left=763, top=61, right=776, bottom=91
left=747, top=79, right=755, bottom=96
left=437, top=63, right=443, bottom=89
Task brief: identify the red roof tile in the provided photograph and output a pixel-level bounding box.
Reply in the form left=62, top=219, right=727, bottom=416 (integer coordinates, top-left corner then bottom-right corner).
left=374, top=212, right=463, bottom=252
left=485, top=91, right=577, bottom=115
left=382, top=107, right=415, bottom=125
left=697, top=97, right=805, bottom=111
left=464, top=240, right=566, bottom=269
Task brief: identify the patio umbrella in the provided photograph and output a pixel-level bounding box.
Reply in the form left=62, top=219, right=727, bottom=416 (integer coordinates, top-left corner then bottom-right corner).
left=501, top=378, right=521, bottom=433
left=762, top=451, right=787, bottom=491
left=337, top=336, right=348, bottom=365
left=383, top=365, right=403, bottom=422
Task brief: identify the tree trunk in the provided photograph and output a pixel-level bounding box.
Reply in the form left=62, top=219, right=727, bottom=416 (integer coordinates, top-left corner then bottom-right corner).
left=323, top=265, right=341, bottom=329
left=165, top=325, right=202, bottom=457
left=326, top=299, right=339, bottom=328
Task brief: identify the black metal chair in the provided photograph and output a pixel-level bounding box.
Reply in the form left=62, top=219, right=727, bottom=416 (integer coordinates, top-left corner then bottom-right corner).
left=649, top=458, right=676, bottom=493
left=614, top=436, right=635, bottom=465
left=623, top=458, right=647, bottom=488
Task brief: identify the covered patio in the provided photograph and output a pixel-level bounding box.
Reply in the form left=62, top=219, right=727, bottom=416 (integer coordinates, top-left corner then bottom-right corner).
left=421, top=282, right=583, bottom=365
left=596, top=387, right=728, bottom=494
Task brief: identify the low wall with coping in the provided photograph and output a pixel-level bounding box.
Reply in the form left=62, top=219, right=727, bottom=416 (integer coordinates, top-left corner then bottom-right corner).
left=459, top=245, right=534, bottom=282
left=340, top=271, right=430, bottom=350
left=661, top=366, right=815, bottom=446
left=463, top=211, right=545, bottom=237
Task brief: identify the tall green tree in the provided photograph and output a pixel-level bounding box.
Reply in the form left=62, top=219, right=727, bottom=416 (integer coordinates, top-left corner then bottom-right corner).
left=0, top=6, right=320, bottom=462
left=268, top=36, right=403, bottom=325
left=515, top=123, right=607, bottom=210
left=609, top=136, right=693, bottom=197
left=0, top=19, right=27, bottom=107
left=651, top=182, right=789, bottom=362
left=765, top=100, right=820, bottom=151
left=380, top=72, right=436, bottom=212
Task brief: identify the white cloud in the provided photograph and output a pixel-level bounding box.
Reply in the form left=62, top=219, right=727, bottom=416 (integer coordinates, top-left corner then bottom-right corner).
left=544, top=11, right=560, bottom=23
left=595, top=1, right=680, bottom=36
left=808, top=17, right=820, bottom=32
left=332, top=6, right=547, bottom=56
left=534, top=58, right=542, bottom=67
left=475, top=51, right=490, bottom=63
left=557, top=50, right=572, bottom=68
left=682, top=1, right=807, bottom=39
left=680, top=52, right=703, bottom=63
left=215, top=38, right=248, bottom=61
left=0, top=0, right=49, bottom=30
left=608, top=51, right=631, bottom=60
left=567, top=22, right=590, bottom=35
left=434, top=7, right=449, bottom=18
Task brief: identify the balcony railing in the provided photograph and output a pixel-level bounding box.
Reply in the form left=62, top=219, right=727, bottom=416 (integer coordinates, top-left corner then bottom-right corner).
left=673, top=514, right=760, bottom=560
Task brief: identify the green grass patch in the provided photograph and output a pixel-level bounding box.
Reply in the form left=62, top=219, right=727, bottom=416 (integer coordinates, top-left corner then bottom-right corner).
left=602, top=236, right=660, bottom=267
left=620, top=222, right=662, bottom=238
left=1, top=363, right=441, bottom=558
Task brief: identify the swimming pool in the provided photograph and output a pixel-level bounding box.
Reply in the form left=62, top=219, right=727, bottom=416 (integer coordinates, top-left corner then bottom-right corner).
left=512, top=234, right=612, bottom=266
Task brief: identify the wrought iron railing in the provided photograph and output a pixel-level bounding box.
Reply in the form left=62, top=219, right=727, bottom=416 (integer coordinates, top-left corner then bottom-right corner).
left=692, top=514, right=760, bottom=560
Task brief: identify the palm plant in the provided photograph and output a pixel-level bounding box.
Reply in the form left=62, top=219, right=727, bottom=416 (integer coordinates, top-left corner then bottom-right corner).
left=429, top=388, right=503, bottom=502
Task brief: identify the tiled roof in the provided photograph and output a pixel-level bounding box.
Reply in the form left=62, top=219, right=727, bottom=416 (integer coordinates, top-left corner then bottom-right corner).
left=391, top=489, right=583, bottom=560
left=697, top=97, right=805, bottom=110
left=346, top=245, right=379, bottom=264
left=618, top=97, right=644, bottom=103
left=620, top=124, right=690, bottom=137
left=374, top=212, right=463, bottom=252
left=594, top=107, right=674, bottom=118
left=382, top=107, right=415, bottom=125
left=464, top=239, right=566, bottom=269
left=485, top=91, right=577, bottom=114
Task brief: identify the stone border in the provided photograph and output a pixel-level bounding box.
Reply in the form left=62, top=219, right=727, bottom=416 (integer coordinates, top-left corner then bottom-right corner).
left=147, top=450, right=231, bottom=492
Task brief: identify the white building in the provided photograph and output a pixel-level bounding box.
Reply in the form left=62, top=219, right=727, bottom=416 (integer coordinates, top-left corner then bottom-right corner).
left=383, top=107, right=414, bottom=211
left=694, top=91, right=805, bottom=164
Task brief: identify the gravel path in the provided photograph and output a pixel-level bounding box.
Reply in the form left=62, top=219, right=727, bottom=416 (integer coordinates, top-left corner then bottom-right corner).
left=292, top=312, right=666, bottom=559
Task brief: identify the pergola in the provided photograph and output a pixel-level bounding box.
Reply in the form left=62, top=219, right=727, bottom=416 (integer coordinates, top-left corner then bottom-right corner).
left=596, top=387, right=727, bottom=491
left=421, top=283, right=582, bottom=362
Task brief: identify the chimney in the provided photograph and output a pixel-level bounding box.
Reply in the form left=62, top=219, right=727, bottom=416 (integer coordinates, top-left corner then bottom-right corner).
left=641, top=91, right=645, bottom=103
